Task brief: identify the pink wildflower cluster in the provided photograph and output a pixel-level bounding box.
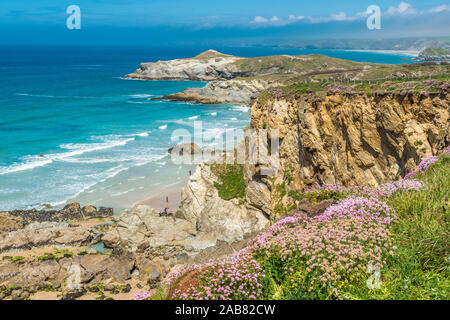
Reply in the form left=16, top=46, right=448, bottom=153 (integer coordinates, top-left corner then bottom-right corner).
left=163, top=264, right=199, bottom=287
left=378, top=179, right=424, bottom=197
left=132, top=291, right=152, bottom=300
left=327, top=84, right=357, bottom=94
left=250, top=214, right=395, bottom=292
left=304, top=184, right=347, bottom=194
left=304, top=180, right=424, bottom=199
left=404, top=156, right=439, bottom=179
left=170, top=249, right=264, bottom=300
left=316, top=196, right=394, bottom=225
left=250, top=213, right=308, bottom=249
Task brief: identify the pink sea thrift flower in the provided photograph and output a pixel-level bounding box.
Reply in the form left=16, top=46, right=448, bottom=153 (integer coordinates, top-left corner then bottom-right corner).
left=132, top=291, right=152, bottom=300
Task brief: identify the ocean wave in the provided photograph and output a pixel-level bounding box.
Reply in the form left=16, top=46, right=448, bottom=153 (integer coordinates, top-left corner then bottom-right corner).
left=0, top=158, right=52, bottom=176
left=188, top=115, right=199, bottom=120
left=128, top=94, right=154, bottom=98
left=159, top=125, right=168, bottom=130
left=231, top=105, right=250, bottom=112
left=0, top=137, right=135, bottom=176
left=135, top=132, right=149, bottom=137
left=209, top=112, right=217, bottom=116
left=15, top=93, right=92, bottom=99
left=127, top=100, right=148, bottom=104
left=60, top=138, right=135, bottom=155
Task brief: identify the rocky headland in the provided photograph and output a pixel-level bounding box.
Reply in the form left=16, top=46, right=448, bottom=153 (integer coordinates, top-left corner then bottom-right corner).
left=1, top=51, right=449, bottom=300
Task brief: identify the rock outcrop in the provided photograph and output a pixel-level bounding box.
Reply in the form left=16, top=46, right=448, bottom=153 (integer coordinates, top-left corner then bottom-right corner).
left=3, top=203, right=113, bottom=227
left=177, top=162, right=269, bottom=242
left=244, top=91, right=449, bottom=218
left=123, top=50, right=242, bottom=81
left=124, top=50, right=378, bottom=104
left=0, top=222, right=102, bottom=253
left=106, top=163, right=269, bottom=251
left=105, top=206, right=196, bottom=250
left=157, top=78, right=280, bottom=104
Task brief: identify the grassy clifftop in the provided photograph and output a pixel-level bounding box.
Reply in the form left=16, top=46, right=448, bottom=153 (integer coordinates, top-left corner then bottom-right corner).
left=152, top=150, right=449, bottom=300
left=231, top=54, right=371, bottom=76
left=420, top=47, right=450, bottom=58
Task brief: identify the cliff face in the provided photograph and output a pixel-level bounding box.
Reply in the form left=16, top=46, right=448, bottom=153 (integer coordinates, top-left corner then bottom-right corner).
left=244, top=91, right=449, bottom=217
left=161, top=78, right=280, bottom=104
left=123, top=50, right=242, bottom=81
left=176, top=163, right=269, bottom=243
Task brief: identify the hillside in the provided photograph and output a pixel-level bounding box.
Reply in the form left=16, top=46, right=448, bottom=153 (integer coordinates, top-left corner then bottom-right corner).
left=419, top=47, right=450, bottom=61
left=143, top=76, right=449, bottom=300
left=162, top=149, right=449, bottom=300
left=124, top=50, right=450, bottom=104
left=1, top=74, right=448, bottom=300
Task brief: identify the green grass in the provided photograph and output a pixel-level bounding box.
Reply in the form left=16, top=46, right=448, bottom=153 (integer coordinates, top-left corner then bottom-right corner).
left=258, top=155, right=450, bottom=300
left=210, top=163, right=246, bottom=201
left=420, top=47, right=450, bottom=57
left=380, top=156, right=450, bottom=299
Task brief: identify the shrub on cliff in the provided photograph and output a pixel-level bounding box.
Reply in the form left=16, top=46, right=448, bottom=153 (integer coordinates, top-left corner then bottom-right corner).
left=211, top=163, right=245, bottom=201
left=161, top=151, right=449, bottom=300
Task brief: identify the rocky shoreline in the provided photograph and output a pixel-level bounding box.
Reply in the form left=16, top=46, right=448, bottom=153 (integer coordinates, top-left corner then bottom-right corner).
left=1, top=50, right=448, bottom=300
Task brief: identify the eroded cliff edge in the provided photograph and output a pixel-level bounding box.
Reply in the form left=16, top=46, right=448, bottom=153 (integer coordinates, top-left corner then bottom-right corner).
left=243, top=84, right=449, bottom=218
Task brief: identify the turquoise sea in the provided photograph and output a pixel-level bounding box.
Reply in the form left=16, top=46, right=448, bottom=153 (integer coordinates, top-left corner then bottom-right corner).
left=0, top=46, right=414, bottom=211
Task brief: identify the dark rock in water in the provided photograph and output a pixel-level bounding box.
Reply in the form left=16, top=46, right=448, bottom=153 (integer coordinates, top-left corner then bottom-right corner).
left=3, top=203, right=114, bottom=229
left=82, top=205, right=97, bottom=217
left=168, top=142, right=202, bottom=155
left=62, top=203, right=82, bottom=215
left=98, top=207, right=114, bottom=217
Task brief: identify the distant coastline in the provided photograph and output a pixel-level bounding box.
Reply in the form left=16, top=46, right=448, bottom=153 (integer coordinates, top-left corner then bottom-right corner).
left=0, top=46, right=423, bottom=212
left=344, top=49, right=420, bottom=57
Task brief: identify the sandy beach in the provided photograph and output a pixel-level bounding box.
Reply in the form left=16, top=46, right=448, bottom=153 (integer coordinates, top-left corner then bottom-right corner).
left=134, top=180, right=186, bottom=213
left=345, top=49, right=420, bottom=57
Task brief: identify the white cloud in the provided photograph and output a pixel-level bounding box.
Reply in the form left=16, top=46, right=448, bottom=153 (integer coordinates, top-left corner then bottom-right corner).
left=428, top=4, right=450, bottom=13
left=387, top=2, right=417, bottom=15
left=251, top=16, right=268, bottom=23
left=330, top=12, right=348, bottom=21
left=307, top=11, right=365, bottom=23
left=248, top=2, right=445, bottom=28
left=250, top=14, right=303, bottom=26
left=288, top=14, right=305, bottom=21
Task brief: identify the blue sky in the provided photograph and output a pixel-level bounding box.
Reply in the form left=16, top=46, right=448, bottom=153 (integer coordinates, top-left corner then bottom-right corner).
left=0, top=1, right=449, bottom=45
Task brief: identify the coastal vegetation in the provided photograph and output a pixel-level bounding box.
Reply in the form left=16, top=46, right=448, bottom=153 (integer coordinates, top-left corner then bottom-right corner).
left=1, top=50, right=448, bottom=301
left=144, top=149, right=449, bottom=300
left=210, top=163, right=246, bottom=201
left=418, top=47, right=450, bottom=61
